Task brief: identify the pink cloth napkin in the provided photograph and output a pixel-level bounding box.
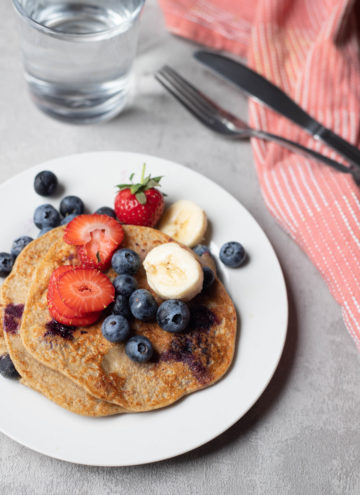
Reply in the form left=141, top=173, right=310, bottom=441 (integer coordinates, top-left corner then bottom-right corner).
left=158, top=0, right=360, bottom=348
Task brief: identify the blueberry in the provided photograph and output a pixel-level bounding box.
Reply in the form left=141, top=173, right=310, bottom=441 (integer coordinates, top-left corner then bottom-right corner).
left=112, top=249, right=141, bottom=275
left=112, top=294, right=131, bottom=318
left=219, top=241, right=246, bottom=268
left=95, top=206, right=116, bottom=218
left=34, top=170, right=58, bottom=197
left=113, top=274, right=137, bottom=297
left=11, top=236, right=33, bottom=257
left=33, top=204, right=60, bottom=229
left=156, top=300, right=190, bottom=333
left=129, top=289, right=158, bottom=321
left=193, top=244, right=210, bottom=257
left=37, top=227, right=53, bottom=237
left=0, top=253, right=15, bottom=277
left=60, top=213, right=78, bottom=225
left=60, top=196, right=84, bottom=216
left=202, top=266, right=215, bottom=290
left=125, top=335, right=153, bottom=363
left=0, top=354, right=20, bottom=378
left=101, top=314, right=130, bottom=343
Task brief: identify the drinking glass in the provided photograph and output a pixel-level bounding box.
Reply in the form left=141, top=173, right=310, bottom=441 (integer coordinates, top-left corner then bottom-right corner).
left=12, top=0, right=145, bottom=124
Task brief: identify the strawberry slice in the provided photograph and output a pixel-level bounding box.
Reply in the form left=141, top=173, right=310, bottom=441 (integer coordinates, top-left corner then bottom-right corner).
left=48, top=276, right=83, bottom=319
left=77, top=229, right=118, bottom=271
left=48, top=303, right=101, bottom=327
left=64, top=214, right=124, bottom=246
left=57, top=268, right=115, bottom=313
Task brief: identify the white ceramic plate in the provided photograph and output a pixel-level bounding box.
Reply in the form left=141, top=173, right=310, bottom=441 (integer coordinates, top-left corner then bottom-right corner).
left=0, top=152, right=287, bottom=466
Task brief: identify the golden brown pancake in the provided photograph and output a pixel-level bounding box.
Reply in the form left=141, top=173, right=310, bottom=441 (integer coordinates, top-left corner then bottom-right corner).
left=21, top=226, right=237, bottom=412
left=0, top=228, right=124, bottom=416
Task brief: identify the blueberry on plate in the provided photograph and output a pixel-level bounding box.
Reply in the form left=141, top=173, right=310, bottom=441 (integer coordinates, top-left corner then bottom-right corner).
left=0, top=253, right=15, bottom=277
left=11, top=236, right=33, bottom=257
left=34, top=170, right=58, bottom=197
left=112, top=294, right=131, bottom=318
left=60, top=196, right=84, bottom=217
left=113, top=274, right=137, bottom=297
left=112, top=248, right=141, bottom=275
left=129, top=289, right=158, bottom=321
left=219, top=241, right=246, bottom=268
left=156, top=300, right=190, bottom=333
left=0, top=354, right=20, bottom=378
left=202, top=266, right=215, bottom=290
left=125, top=335, right=153, bottom=363
left=95, top=206, right=116, bottom=218
left=101, top=314, right=130, bottom=343
left=60, top=213, right=78, bottom=225
left=33, top=204, right=60, bottom=229
left=37, top=227, right=53, bottom=237
left=193, top=244, right=210, bottom=257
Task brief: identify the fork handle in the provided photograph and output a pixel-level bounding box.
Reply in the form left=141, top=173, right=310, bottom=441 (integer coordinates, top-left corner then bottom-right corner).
left=250, top=129, right=351, bottom=175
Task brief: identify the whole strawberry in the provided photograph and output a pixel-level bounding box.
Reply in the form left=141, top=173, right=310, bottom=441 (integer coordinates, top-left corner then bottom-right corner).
left=114, top=164, right=165, bottom=227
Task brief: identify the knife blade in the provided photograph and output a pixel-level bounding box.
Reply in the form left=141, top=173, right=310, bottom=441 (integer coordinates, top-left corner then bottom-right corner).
left=194, top=50, right=360, bottom=168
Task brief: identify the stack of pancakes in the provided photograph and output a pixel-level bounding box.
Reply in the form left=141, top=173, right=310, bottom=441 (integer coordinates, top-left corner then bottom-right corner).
left=0, top=226, right=237, bottom=416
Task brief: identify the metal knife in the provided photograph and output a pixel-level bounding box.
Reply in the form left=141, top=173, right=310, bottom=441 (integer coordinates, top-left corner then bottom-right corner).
left=194, top=50, right=360, bottom=169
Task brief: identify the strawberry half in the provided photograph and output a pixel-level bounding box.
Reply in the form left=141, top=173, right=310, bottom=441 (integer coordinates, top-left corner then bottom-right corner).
left=77, top=229, right=117, bottom=271
left=48, top=303, right=101, bottom=327
left=64, top=214, right=124, bottom=246
left=57, top=268, right=115, bottom=313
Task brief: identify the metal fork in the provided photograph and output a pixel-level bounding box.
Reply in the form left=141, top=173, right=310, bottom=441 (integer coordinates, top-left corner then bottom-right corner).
left=155, top=65, right=358, bottom=181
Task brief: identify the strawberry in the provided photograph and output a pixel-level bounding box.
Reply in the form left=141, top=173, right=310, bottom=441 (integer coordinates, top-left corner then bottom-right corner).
left=48, top=266, right=82, bottom=319
left=114, top=164, right=165, bottom=227
left=64, top=214, right=124, bottom=270
left=48, top=303, right=101, bottom=327
left=57, top=267, right=115, bottom=313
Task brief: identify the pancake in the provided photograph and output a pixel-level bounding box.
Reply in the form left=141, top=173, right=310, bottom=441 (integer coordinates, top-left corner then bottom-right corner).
left=1, top=228, right=124, bottom=416
left=21, top=225, right=237, bottom=412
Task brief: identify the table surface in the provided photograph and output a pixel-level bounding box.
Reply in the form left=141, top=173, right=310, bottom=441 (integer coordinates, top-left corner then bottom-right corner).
left=1, top=1, right=360, bottom=494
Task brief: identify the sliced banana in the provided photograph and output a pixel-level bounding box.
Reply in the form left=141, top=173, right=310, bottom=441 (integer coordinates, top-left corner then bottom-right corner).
left=158, top=200, right=207, bottom=247
left=143, top=242, right=204, bottom=301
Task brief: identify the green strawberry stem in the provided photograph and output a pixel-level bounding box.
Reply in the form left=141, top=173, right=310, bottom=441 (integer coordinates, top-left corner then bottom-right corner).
left=116, top=163, right=165, bottom=205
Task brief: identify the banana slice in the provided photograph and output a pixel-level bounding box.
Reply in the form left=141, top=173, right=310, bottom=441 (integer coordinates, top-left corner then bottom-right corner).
left=143, top=242, right=204, bottom=301
left=158, top=200, right=207, bottom=247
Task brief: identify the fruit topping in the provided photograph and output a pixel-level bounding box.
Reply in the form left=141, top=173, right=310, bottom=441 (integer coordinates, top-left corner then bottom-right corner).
left=143, top=242, right=203, bottom=301
left=48, top=304, right=101, bottom=327
left=101, top=314, right=130, bottom=343
left=95, top=206, right=116, bottom=218
left=158, top=199, right=207, bottom=247
left=0, top=252, right=15, bottom=277
left=34, top=204, right=61, bottom=229
left=113, top=274, right=137, bottom=297
left=202, top=266, right=215, bottom=291
left=112, top=294, right=131, bottom=318
left=125, top=335, right=153, bottom=363
left=219, top=241, right=246, bottom=268
left=129, top=289, right=158, bottom=321
left=156, top=300, right=190, bottom=333
left=47, top=266, right=83, bottom=319
left=60, top=213, right=78, bottom=225
left=77, top=230, right=119, bottom=271
left=11, top=236, right=33, bottom=257
left=0, top=353, right=20, bottom=379
left=57, top=268, right=115, bottom=313
left=114, top=164, right=165, bottom=227
left=34, top=171, right=58, bottom=197
left=60, top=195, right=84, bottom=217
left=111, top=248, right=140, bottom=275
left=37, top=227, right=53, bottom=237
left=193, top=244, right=210, bottom=257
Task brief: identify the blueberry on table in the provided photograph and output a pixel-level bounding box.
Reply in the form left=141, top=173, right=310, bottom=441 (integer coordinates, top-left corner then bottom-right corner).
left=95, top=206, right=116, bottom=218
left=112, top=248, right=141, bottom=275
left=202, top=266, right=215, bottom=290
left=102, top=314, right=130, bottom=343
left=219, top=241, right=246, bottom=268
left=0, top=252, right=15, bottom=277
left=125, top=335, right=153, bottom=363
left=129, top=289, right=158, bottom=321
left=156, top=300, right=190, bottom=333
left=193, top=244, right=210, bottom=257
left=34, top=170, right=58, bottom=197
left=33, top=204, right=60, bottom=229
left=60, top=213, right=78, bottom=225
left=37, top=227, right=53, bottom=237
left=113, top=274, right=137, bottom=297
left=0, top=354, right=20, bottom=378
left=112, top=294, right=131, bottom=318
left=60, top=196, right=84, bottom=216
left=11, top=236, right=33, bottom=257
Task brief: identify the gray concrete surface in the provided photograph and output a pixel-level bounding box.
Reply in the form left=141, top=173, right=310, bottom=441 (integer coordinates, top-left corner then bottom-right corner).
left=1, top=1, right=360, bottom=493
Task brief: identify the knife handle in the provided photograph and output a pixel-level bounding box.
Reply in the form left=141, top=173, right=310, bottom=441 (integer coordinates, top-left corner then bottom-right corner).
left=314, top=127, right=360, bottom=168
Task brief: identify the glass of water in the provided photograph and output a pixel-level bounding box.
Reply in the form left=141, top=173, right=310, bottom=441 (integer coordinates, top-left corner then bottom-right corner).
left=12, top=0, right=145, bottom=124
